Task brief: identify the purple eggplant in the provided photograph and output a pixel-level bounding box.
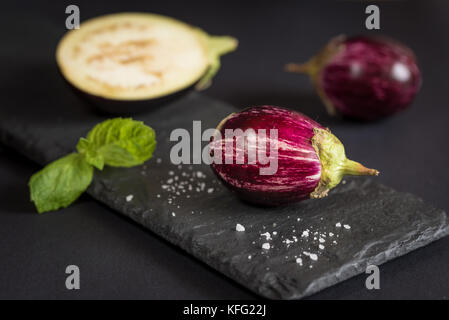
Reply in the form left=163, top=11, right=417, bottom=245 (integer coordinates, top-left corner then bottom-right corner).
left=287, top=35, right=421, bottom=120
left=209, top=106, right=378, bottom=205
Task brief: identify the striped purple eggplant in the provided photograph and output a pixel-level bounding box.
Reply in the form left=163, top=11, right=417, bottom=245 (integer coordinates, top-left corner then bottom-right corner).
left=209, top=106, right=378, bottom=205
left=286, top=35, right=421, bottom=120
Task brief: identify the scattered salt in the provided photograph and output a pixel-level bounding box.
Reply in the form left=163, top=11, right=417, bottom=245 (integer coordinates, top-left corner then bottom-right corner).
left=126, top=195, right=133, bottom=202
left=296, top=258, right=303, bottom=266
left=336, top=222, right=342, bottom=228
left=343, top=224, right=351, bottom=230
left=303, top=251, right=318, bottom=261
left=319, top=244, right=325, bottom=250
left=262, top=243, right=271, bottom=250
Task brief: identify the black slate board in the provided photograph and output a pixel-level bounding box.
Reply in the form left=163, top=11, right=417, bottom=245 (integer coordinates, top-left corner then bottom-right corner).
left=0, top=92, right=448, bottom=299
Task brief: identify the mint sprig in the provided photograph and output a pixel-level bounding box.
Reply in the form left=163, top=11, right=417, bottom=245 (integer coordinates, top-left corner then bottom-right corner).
left=29, top=118, right=157, bottom=214
left=29, top=153, right=94, bottom=213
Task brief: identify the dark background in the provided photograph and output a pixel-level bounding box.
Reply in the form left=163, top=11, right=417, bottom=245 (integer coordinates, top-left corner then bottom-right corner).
left=1, top=0, right=449, bottom=299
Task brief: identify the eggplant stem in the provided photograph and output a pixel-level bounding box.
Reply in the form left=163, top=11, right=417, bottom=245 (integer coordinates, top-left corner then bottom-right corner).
left=342, top=159, right=379, bottom=176
left=285, top=63, right=311, bottom=75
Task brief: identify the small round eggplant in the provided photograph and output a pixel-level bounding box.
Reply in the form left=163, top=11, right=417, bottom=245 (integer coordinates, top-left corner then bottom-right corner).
left=56, top=13, right=237, bottom=114
left=209, top=106, right=378, bottom=205
left=286, top=35, right=421, bottom=120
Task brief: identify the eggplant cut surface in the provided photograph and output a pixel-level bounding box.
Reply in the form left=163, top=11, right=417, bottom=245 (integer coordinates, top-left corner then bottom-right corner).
left=56, top=13, right=235, bottom=103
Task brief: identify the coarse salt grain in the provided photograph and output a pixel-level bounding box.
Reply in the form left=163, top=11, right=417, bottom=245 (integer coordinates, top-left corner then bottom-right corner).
left=296, top=258, right=303, bottom=266
left=262, top=243, right=271, bottom=250
left=236, top=223, right=245, bottom=232
left=126, top=195, right=133, bottom=202
left=336, top=222, right=342, bottom=227
left=261, top=232, right=272, bottom=240
left=343, top=224, right=351, bottom=230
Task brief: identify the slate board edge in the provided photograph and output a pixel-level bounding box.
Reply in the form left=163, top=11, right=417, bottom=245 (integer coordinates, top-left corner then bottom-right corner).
left=2, top=124, right=449, bottom=299
left=90, top=178, right=449, bottom=299
left=296, top=215, right=449, bottom=299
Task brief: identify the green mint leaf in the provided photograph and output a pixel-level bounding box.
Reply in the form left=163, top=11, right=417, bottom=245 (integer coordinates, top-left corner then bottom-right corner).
left=29, top=153, right=93, bottom=214
left=85, top=118, right=156, bottom=167
left=76, top=137, right=90, bottom=154
left=76, top=138, right=104, bottom=170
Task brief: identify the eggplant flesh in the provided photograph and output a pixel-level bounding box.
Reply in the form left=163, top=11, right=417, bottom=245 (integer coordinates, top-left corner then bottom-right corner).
left=56, top=13, right=237, bottom=113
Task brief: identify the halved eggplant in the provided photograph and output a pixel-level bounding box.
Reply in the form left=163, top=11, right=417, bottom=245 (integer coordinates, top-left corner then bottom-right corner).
left=56, top=13, right=237, bottom=113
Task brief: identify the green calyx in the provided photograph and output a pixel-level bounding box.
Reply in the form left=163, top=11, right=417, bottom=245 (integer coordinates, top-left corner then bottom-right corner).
left=285, top=35, right=346, bottom=116
left=195, top=29, right=238, bottom=90
left=310, top=127, right=379, bottom=199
